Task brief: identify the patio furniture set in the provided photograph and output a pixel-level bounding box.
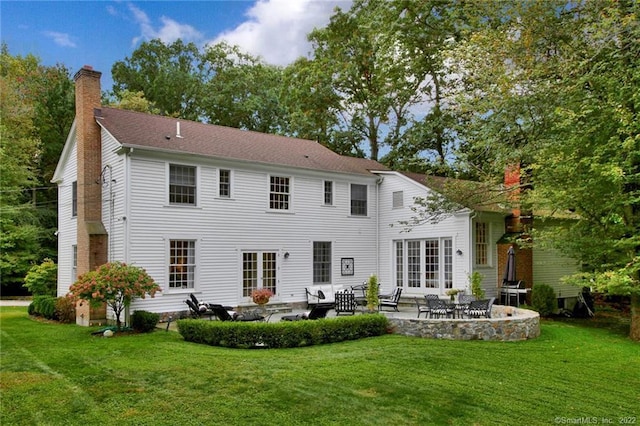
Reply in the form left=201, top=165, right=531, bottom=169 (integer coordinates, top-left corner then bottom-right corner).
left=185, top=290, right=494, bottom=323
left=414, top=295, right=495, bottom=319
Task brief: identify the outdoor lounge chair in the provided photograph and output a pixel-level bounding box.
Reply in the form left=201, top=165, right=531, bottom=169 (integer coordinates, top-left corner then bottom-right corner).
left=464, top=297, right=495, bottom=318
left=208, top=304, right=266, bottom=322
left=334, top=290, right=357, bottom=315
left=379, top=287, right=402, bottom=311
left=280, top=304, right=332, bottom=321
left=184, top=299, right=216, bottom=320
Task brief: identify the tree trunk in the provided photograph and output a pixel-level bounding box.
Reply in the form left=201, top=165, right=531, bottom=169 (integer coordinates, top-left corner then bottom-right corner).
left=630, top=294, right=640, bottom=341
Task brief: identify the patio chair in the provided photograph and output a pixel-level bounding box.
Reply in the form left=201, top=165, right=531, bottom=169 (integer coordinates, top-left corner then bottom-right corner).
left=379, top=287, right=402, bottom=311
left=414, top=297, right=431, bottom=318
left=428, top=298, right=454, bottom=319
left=305, top=287, right=327, bottom=308
left=464, top=297, right=495, bottom=318
left=184, top=299, right=216, bottom=320
left=350, top=283, right=368, bottom=307
left=335, top=290, right=357, bottom=315
left=208, top=304, right=266, bottom=322
left=456, top=294, right=475, bottom=318
left=280, top=304, right=332, bottom=321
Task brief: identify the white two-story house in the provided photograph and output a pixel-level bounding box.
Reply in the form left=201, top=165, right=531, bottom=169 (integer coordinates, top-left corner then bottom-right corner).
left=53, top=66, right=579, bottom=324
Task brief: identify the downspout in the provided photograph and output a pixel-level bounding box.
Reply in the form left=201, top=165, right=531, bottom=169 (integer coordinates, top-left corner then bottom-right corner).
left=124, top=147, right=133, bottom=262
left=376, top=176, right=384, bottom=278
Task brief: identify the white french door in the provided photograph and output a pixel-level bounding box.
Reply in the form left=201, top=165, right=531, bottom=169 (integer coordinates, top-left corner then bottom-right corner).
left=242, top=251, right=277, bottom=298
left=395, top=238, right=453, bottom=293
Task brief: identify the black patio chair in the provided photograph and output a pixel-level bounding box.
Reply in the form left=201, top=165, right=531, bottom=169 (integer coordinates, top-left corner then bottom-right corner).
left=335, top=290, right=357, bottom=315
left=280, top=304, right=332, bottom=321
left=464, top=297, right=495, bottom=318
left=208, top=304, right=266, bottom=322
left=184, top=299, right=216, bottom=320
left=415, top=297, right=431, bottom=318
left=379, top=287, right=402, bottom=311
left=428, top=298, right=454, bottom=319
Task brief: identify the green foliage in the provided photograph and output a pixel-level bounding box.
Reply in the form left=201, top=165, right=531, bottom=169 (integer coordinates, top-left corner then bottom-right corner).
left=54, top=296, right=76, bottom=323
left=130, top=310, right=160, bottom=333
left=563, top=259, right=640, bottom=298
left=29, top=295, right=57, bottom=319
left=469, top=271, right=485, bottom=300
left=531, top=284, right=558, bottom=318
left=177, top=314, right=388, bottom=349
left=0, top=45, right=74, bottom=290
left=366, top=274, right=380, bottom=311
left=68, top=262, right=161, bottom=329
left=23, top=259, right=57, bottom=296
left=111, top=39, right=204, bottom=120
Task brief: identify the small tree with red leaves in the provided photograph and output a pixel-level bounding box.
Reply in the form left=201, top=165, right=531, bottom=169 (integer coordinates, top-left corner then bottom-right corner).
left=68, top=262, right=161, bottom=330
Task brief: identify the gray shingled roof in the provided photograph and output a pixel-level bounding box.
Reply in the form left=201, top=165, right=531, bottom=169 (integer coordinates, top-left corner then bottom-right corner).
left=96, top=107, right=388, bottom=176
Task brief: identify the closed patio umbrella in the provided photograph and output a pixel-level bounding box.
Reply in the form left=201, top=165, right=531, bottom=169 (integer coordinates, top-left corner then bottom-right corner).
left=502, top=246, right=518, bottom=305
left=503, top=246, right=517, bottom=285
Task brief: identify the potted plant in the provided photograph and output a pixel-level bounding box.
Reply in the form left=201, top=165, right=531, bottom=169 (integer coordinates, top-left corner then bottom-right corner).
left=366, top=274, right=379, bottom=312
left=445, top=288, right=460, bottom=302
left=251, top=288, right=273, bottom=307
left=469, top=271, right=485, bottom=300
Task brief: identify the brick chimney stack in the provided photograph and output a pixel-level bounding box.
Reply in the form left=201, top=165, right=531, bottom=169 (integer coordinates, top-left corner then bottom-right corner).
left=73, top=66, right=108, bottom=326
left=504, top=163, right=523, bottom=233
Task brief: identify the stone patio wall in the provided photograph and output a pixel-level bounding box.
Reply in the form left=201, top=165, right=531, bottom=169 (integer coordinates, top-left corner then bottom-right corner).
left=386, top=305, right=540, bottom=341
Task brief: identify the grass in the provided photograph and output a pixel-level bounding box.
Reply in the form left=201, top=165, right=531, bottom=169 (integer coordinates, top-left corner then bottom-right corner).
left=1, top=307, right=638, bottom=426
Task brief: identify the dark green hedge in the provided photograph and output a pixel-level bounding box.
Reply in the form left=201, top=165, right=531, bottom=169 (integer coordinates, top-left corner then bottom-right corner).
left=177, top=314, right=389, bottom=349
left=131, top=310, right=160, bottom=333
left=29, top=296, right=57, bottom=319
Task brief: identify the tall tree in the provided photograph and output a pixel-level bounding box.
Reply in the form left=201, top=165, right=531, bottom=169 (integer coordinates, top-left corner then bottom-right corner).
left=380, top=0, right=472, bottom=174
left=112, top=39, right=205, bottom=120
left=307, top=0, right=427, bottom=161
left=0, top=46, right=73, bottom=290
left=448, top=1, right=640, bottom=339
left=201, top=42, right=287, bottom=133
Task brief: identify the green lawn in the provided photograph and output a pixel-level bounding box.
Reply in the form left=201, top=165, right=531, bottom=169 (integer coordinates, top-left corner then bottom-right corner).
left=1, top=307, right=638, bottom=426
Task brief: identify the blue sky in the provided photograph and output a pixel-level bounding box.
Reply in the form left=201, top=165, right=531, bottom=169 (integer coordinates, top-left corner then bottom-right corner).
left=1, top=0, right=351, bottom=91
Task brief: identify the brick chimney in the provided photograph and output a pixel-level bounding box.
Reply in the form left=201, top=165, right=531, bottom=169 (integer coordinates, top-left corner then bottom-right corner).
left=73, top=66, right=108, bottom=326
left=504, top=163, right=522, bottom=232
left=499, top=163, right=533, bottom=303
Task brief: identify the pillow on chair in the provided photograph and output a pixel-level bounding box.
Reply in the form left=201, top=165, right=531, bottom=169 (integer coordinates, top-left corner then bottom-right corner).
left=317, top=290, right=326, bottom=300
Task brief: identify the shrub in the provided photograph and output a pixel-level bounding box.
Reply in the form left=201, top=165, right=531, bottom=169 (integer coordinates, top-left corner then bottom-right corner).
left=131, top=310, right=160, bottom=333
left=531, top=284, right=558, bottom=317
left=23, top=259, right=57, bottom=296
left=366, top=274, right=380, bottom=311
left=30, top=295, right=57, bottom=319
left=55, top=297, right=76, bottom=323
left=469, top=271, right=485, bottom=300
left=177, top=314, right=389, bottom=349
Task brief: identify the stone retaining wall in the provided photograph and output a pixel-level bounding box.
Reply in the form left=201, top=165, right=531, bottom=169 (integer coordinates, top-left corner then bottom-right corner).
left=386, top=305, right=540, bottom=341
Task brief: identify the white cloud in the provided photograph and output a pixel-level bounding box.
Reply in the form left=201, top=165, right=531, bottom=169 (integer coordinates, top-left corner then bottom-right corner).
left=43, top=31, right=76, bottom=48
left=128, top=3, right=203, bottom=46
left=211, top=0, right=352, bottom=65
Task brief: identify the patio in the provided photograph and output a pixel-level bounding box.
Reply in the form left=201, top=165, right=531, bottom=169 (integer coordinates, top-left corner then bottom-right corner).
left=259, top=302, right=540, bottom=341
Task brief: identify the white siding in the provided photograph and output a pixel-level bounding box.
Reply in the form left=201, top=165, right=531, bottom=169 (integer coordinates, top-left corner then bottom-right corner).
left=56, top=138, right=78, bottom=295
left=100, top=129, right=126, bottom=263
left=126, top=151, right=379, bottom=313
left=377, top=173, right=473, bottom=297
left=472, top=212, right=506, bottom=299
left=533, top=248, right=581, bottom=299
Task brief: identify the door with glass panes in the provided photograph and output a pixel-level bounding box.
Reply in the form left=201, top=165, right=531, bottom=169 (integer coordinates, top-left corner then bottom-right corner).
left=242, top=252, right=277, bottom=298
